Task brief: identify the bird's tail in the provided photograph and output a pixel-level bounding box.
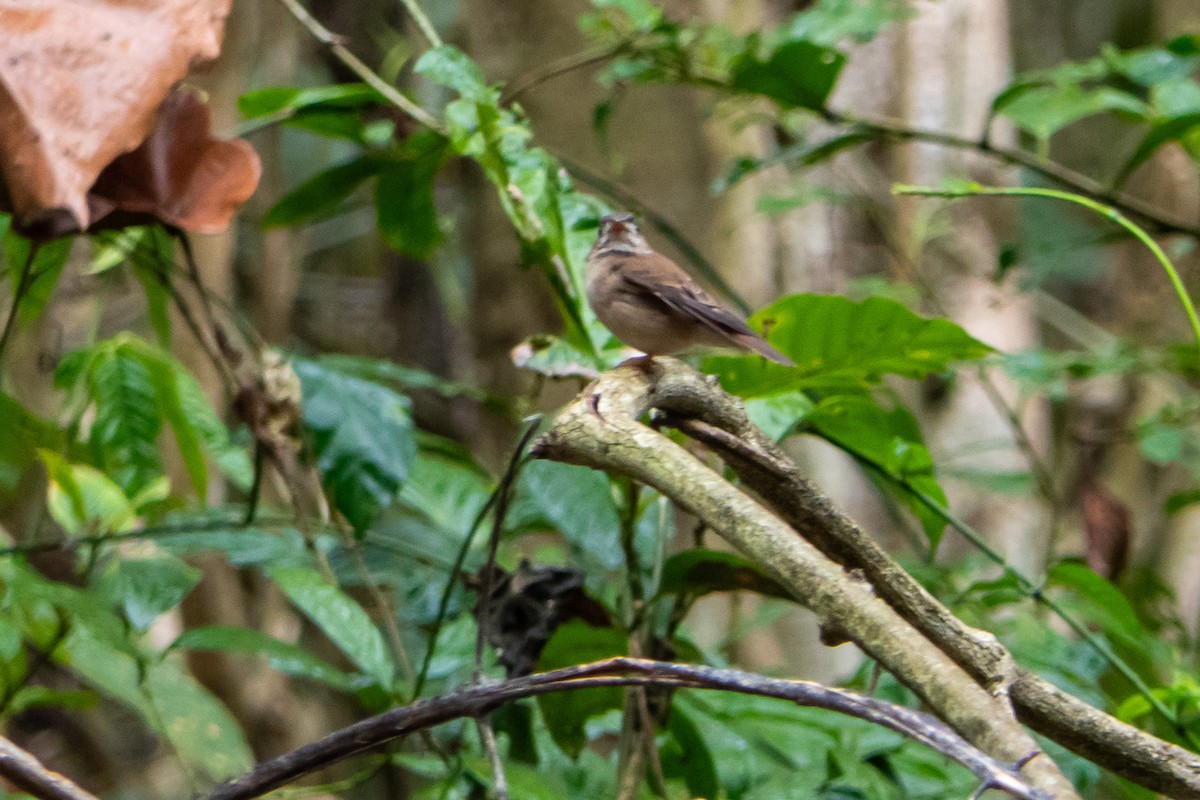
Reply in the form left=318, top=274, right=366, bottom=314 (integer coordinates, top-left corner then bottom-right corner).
left=736, top=332, right=794, bottom=367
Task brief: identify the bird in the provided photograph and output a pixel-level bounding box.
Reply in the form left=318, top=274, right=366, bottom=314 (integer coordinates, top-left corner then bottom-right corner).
left=585, top=212, right=794, bottom=366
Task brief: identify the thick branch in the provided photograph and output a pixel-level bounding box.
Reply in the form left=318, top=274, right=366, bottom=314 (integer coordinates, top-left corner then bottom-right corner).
left=0, top=736, right=99, bottom=800
left=207, top=657, right=1042, bottom=800
left=643, top=361, right=1200, bottom=799
left=533, top=360, right=1078, bottom=799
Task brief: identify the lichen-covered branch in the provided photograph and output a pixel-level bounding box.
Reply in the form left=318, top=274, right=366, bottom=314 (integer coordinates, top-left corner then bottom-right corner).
left=643, top=362, right=1200, bottom=800
left=0, top=736, right=100, bottom=800
left=533, top=359, right=1079, bottom=800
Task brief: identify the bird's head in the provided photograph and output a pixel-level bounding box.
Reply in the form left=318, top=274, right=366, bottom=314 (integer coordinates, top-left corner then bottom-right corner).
left=591, top=212, right=652, bottom=256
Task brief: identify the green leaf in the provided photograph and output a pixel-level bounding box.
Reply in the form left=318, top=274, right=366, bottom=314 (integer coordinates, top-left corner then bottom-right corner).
left=263, top=157, right=384, bottom=228
left=143, top=657, right=253, bottom=780
left=135, top=344, right=209, bottom=498
left=730, top=39, right=846, bottom=110
left=508, top=461, right=623, bottom=575
left=999, top=84, right=1149, bottom=140
left=1115, top=112, right=1200, bottom=187
left=5, top=232, right=73, bottom=325
left=0, top=393, right=62, bottom=501
left=317, top=353, right=497, bottom=406
left=1048, top=561, right=1146, bottom=645
left=238, top=83, right=382, bottom=118
left=1166, top=489, right=1200, bottom=515
left=805, top=396, right=948, bottom=546
left=658, top=549, right=793, bottom=601
left=705, top=294, right=993, bottom=397
left=414, top=45, right=493, bottom=102
left=268, top=565, right=396, bottom=690
left=663, top=706, right=721, bottom=799
left=534, top=620, right=626, bottom=756
left=592, top=0, right=663, bottom=30
left=94, top=554, right=201, bottom=630
left=172, top=625, right=357, bottom=691
left=375, top=133, right=449, bottom=259
left=744, top=391, right=814, bottom=441
left=88, top=346, right=162, bottom=495
left=295, top=357, right=416, bottom=533
left=155, top=519, right=310, bottom=567
left=39, top=450, right=137, bottom=535
left=172, top=366, right=254, bottom=491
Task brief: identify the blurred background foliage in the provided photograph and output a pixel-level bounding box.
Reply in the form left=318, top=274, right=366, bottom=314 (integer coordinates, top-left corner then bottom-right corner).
left=1, top=0, right=1200, bottom=798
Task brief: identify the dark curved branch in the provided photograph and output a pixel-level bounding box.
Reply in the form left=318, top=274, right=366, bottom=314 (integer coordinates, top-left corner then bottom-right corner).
left=205, top=657, right=1044, bottom=800
left=0, top=736, right=99, bottom=800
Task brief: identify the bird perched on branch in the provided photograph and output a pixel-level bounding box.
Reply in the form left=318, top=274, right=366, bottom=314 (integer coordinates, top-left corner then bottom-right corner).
left=585, top=212, right=794, bottom=366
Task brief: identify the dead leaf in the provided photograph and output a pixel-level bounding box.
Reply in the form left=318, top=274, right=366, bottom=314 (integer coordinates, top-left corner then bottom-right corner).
left=1081, top=480, right=1131, bottom=581
left=0, top=0, right=233, bottom=229
left=90, top=89, right=261, bottom=233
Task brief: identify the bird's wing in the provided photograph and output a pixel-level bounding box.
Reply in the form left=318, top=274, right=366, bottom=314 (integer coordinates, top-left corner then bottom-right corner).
left=619, top=252, right=757, bottom=339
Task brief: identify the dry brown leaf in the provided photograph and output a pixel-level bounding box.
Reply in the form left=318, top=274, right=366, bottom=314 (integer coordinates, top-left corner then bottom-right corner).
left=0, top=0, right=233, bottom=229
left=1081, top=480, right=1131, bottom=581
left=90, top=89, right=262, bottom=233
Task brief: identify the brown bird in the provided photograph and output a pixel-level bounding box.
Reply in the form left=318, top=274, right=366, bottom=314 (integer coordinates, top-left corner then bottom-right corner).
left=586, top=212, right=794, bottom=366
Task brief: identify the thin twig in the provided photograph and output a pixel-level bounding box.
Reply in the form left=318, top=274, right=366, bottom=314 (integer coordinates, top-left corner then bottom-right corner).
left=395, top=0, right=442, bottom=49
left=474, top=717, right=509, bottom=800
left=0, top=735, right=100, bottom=800
left=0, top=240, right=40, bottom=366
left=818, top=110, right=1200, bottom=238
left=207, top=657, right=1045, bottom=800
left=276, top=0, right=443, bottom=132
left=500, top=42, right=627, bottom=106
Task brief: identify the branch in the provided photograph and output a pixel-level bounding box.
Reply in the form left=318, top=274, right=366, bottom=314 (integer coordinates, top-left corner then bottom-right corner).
left=819, top=110, right=1200, bottom=239
left=206, top=658, right=1044, bottom=800
left=532, top=360, right=1078, bottom=799
left=0, top=736, right=100, bottom=800
left=642, top=364, right=1200, bottom=799
left=276, top=0, right=443, bottom=132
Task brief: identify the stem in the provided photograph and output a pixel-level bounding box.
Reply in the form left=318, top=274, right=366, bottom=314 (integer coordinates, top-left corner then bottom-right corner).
left=895, top=183, right=1200, bottom=353
left=397, top=0, right=442, bottom=49
left=276, top=0, right=443, bottom=132
left=0, top=240, right=39, bottom=367
left=830, top=111, right=1200, bottom=238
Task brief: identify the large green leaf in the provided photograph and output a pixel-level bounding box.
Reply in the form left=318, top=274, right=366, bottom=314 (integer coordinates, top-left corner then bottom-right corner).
left=94, top=553, right=201, bottom=630
left=5, top=231, right=73, bottom=325
left=39, top=450, right=137, bottom=535
left=658, top=549, right=793, bottom=601
left=705, top=294, right=992, bottom=396
left=729, top=39, right=845, bottom=110
left=0, top=393, right=62, bottom=501
left=414, top=45, right=494, bottom=103
left=534, top=620, right=627, bottom=757
left=143, top=657, right=253, bottom=781
left=54, top=334, right=252, bottom=499
left=268, top=565, right=396, bottom=691
left=263, top=156, right=384, bottom=228
left=172, top=625, right=358, bottom=692
left=294, top=357, right=416, bottom=533
left=238, top=83, right=383, bottom=118
left=88, top=346, right=162, bottom=494
left=508, top=461, right=623, bottom=576
left=804, top=395, right=948, bottom=546
left=663, top=706, right=721, bottom=799
left=999, top=84, right=1148, bottom=141
left=375, top=132, right=449, bottom=259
